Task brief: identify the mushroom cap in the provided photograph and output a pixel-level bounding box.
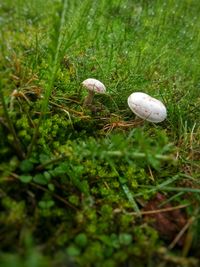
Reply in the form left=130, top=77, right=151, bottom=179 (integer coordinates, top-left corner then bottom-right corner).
left=82, top=78, right=106, bottom=94
left=127, top=92, right=167, bottom=123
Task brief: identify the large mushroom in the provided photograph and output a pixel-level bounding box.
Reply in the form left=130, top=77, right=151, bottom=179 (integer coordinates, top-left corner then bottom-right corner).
left=127, top=92, right=167, bottom=123
left=82, top=78, right=106, bottom=106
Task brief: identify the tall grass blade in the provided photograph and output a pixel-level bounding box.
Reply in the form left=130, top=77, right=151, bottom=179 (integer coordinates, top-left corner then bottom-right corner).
left=27, top=0, right=68, bottom=157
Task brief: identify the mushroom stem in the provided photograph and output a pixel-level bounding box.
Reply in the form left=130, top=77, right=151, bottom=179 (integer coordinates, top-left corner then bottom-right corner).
left=83, top=90, right=95, bottom=106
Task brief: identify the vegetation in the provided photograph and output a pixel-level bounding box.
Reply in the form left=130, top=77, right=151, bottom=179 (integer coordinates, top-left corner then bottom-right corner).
left=0, top=0, right=199, bottom=266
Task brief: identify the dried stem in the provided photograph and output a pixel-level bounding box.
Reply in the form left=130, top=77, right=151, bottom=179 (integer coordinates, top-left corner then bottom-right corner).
left=0, top=84, right=25, bottom=159
left=168, top=217, right=194, bottom=250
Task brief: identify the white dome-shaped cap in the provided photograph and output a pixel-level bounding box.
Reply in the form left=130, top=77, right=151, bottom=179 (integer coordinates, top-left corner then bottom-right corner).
left=82, top=78, right=106, bottom=94
left=127, top=92, right=167, bottom=123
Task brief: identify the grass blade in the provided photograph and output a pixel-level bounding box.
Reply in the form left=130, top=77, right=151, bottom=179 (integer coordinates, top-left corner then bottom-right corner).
left=27, top=0, right=68, bottom=157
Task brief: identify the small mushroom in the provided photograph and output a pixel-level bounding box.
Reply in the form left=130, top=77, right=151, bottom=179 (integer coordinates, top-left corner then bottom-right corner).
left=127, top=92, right=167, bottom=123
left=82, top=78, right=106, bottom=106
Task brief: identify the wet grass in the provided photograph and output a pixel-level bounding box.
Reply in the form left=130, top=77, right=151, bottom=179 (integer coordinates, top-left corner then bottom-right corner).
left=0, top=0, right=200, bottom=266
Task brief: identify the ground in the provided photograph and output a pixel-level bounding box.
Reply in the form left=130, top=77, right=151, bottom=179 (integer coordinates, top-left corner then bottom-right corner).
left=0, top=0, right=200, bottom=266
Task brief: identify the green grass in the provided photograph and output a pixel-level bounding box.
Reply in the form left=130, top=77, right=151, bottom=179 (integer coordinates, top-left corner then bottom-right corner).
left=0, top=0, right=200, bottom=266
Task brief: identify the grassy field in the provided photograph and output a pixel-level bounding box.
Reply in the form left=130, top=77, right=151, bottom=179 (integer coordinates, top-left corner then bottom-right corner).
left=0, top=0, right=200, bottom=266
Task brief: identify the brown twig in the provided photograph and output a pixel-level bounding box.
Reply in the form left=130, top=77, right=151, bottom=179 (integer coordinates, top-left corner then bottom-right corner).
left=168, top=217, right=194, bottom=250
left=29, top=182, right=78, bottom=211
left=10, top=173, right=77, bottom=211
left=127, top=203, right=190, bottom=216
left=35, top=155, right=68, bottom=171
left=49, top=100, right=86, bottom=116
left=0, top=85, right=25, bottom=159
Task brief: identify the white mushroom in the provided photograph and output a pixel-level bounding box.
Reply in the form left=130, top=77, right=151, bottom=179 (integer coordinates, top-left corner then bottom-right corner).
left=82, top=78, right=106, bottom=106
left=127, top=92, right=167, bottom=123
